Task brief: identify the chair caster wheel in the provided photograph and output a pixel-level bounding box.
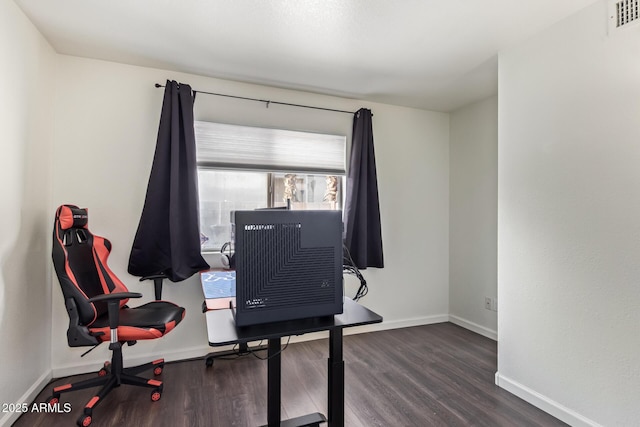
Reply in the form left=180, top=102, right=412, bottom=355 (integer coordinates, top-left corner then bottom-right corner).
left=98, top=361, right=111, bottom=376
left=205, top=357, right=213, bottom=367
left=46, top=395, right=60, bottom=406
left=77, top=414, right=92, bottom=426
left=151, top=388, right=162, bottom=402
left=153, top=365, right=163, bottom=376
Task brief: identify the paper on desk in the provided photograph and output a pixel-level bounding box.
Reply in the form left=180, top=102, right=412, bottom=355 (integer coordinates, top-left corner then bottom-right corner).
left=200, top=270, right=236, bottom=310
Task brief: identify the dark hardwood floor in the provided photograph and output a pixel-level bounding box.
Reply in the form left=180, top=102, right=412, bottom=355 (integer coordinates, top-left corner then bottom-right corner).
left=14, top=323, right=567, bottom=427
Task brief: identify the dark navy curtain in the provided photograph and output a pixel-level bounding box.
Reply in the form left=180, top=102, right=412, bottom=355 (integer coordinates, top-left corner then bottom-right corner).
left=128, top=80, right=209, bottom=282
left=344, top=108, right=384, bottom=269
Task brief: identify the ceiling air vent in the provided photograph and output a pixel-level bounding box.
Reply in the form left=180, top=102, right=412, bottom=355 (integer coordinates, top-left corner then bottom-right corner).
left=609, top=0, right=640, bottom=33
left=615, top=0, right=639, bottom=27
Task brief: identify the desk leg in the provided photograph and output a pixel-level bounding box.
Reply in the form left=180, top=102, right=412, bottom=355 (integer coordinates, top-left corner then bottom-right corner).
left=267, top=337, right=281, bottom=427
left=328, top=328, right=344, bottom=427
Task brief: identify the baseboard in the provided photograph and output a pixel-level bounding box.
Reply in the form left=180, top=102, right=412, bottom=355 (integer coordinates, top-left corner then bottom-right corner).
left=50, top=313, right=457, bottom=381
left=0, top=370, right=52, bottom=427
left=52, top=344, right=213, bottom=378
left=448, top=315, right=497, bottom=341
left=285, top=314, right=451, bottom=344
left=495, top=372, right=603, bottom=427
left=359, top=314, right=450, bottom=332
left=51, top=315, right=449, bottom=377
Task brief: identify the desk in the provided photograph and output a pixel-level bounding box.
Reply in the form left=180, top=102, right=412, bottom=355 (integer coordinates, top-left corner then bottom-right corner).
left=206, top=297, right=382, bottom=427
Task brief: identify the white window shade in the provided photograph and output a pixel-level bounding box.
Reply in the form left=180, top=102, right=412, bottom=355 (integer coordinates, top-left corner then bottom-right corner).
left=195, top=121, right=346, bottom=174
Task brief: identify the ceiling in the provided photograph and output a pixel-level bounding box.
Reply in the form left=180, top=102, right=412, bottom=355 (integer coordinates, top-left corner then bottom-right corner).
left=15, top=0, right=598, bottom=112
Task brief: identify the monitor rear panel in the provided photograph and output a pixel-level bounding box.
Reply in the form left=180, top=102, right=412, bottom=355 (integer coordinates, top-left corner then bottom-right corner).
left=233, top=210, right=343, bottom=327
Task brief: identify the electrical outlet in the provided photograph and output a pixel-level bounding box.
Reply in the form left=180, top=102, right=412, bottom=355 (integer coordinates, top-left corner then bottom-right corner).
left=485, top=297, right=498, bottom=312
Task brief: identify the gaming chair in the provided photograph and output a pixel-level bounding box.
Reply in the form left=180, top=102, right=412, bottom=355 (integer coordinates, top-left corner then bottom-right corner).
left=49, top=205, right=185, bottom=427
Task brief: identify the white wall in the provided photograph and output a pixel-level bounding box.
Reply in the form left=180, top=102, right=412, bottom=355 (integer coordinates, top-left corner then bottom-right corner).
left=497, top=1, right=640, bottom=425
left=449, top=96, right=498, bottom=339
left=50, top=55, right=450, bottom=374
left=0, top=0, right=56, bottom=424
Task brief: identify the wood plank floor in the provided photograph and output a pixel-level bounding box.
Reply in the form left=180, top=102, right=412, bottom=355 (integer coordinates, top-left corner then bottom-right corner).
left=14, top=323, right=567, bottom=427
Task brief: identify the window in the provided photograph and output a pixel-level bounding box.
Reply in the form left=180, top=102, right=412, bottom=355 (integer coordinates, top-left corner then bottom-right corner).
left=195, top=121, right=346, bottom=251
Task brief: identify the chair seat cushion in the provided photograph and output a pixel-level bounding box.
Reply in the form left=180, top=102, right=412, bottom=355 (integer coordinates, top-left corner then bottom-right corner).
left=89, top=301, right=185, bottom=342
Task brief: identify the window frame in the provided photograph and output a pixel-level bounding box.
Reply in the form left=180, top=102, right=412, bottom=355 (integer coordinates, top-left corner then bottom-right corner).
left=195, top=121, right=346, bottom=253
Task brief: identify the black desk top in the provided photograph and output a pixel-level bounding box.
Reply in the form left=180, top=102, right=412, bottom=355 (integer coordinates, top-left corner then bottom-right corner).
left=206, top=297, right=382, bottom=346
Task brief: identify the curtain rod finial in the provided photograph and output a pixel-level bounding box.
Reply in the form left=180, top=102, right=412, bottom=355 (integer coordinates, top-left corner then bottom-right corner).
left=155, top=83, right=162, bottom=88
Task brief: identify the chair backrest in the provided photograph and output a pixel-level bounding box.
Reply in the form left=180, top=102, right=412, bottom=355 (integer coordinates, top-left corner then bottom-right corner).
left=52, top=205, right=130, bottom=327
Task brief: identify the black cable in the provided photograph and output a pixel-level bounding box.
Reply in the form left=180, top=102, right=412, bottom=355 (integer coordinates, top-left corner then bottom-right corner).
left=208, top=343, right=250, bottom=361
left=343, top=244, right=368, bottom=301
left=247, top=337, right=292, bottom=361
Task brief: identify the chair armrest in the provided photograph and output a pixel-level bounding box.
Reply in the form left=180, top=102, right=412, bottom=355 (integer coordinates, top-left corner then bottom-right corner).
left=88, top=292, right=142, bottom=303
left=89, top=292, right=142, bottom=332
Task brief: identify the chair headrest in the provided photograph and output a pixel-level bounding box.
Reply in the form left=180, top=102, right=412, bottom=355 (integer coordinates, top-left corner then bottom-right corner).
left=57, top=205, right=88, bottom=230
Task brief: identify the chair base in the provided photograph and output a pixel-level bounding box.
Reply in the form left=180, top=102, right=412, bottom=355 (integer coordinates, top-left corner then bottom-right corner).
left=47, top=344, right=164, bottom=427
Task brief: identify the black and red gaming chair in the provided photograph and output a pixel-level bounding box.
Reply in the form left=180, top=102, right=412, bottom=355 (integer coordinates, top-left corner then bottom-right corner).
left=49, top=205, right=185, bottom=427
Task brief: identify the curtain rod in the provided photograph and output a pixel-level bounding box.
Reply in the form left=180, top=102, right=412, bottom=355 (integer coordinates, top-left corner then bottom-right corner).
left=154, top=83, right=357, bottom=115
